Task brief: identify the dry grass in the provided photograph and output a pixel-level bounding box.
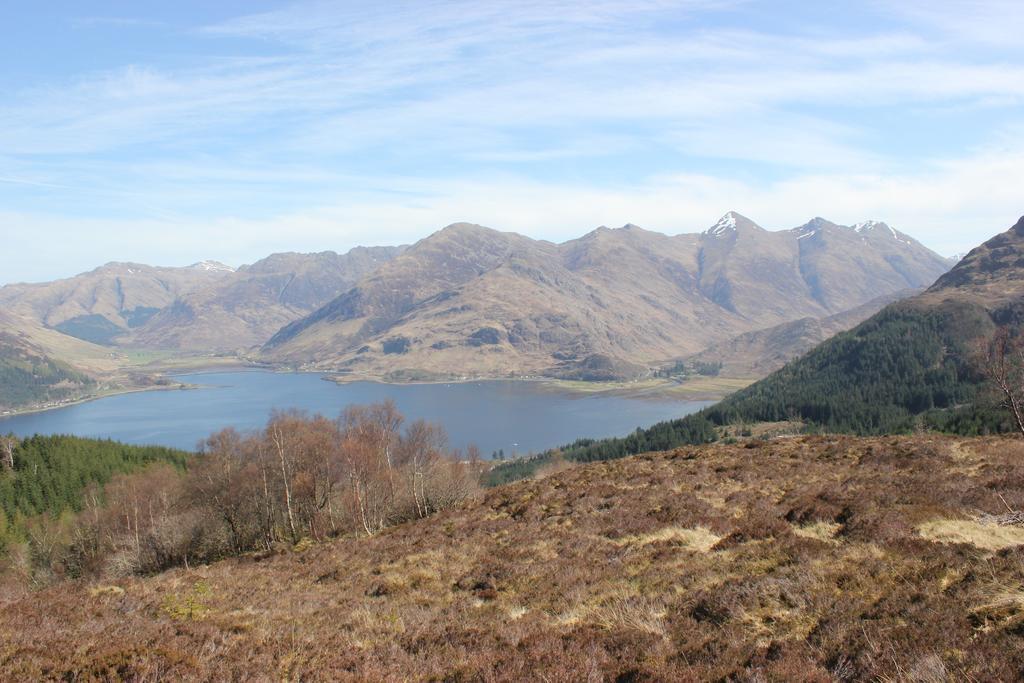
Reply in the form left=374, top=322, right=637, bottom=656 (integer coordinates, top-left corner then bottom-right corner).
left=610, top=525, right=721, bottom=551
left=570, top=593, right=668, bottom=637
left=918, top=518, right=1024, bottom=551
left=5, top=434, right=1024, bottom=680
left=792, top=520, right=842, bottom=543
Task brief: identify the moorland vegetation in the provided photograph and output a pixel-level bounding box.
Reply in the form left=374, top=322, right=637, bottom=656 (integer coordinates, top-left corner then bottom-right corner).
left=4, top=435, right=1024, bottom=679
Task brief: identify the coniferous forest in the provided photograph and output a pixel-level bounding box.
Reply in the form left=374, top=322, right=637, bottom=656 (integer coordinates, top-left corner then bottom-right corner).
left=487, top=299, right=1013, bottom=484
left=0, top=435, right=189, bottom=554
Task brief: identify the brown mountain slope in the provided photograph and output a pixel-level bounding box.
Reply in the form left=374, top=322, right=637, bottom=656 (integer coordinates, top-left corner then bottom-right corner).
left=128, top=246, right=405, bottom=351
left=6, top=435, right=1024, bottom=679
left=0, top=247, right=405, bottom=353
left=922, top=215, right=1024, bottom=306
left=792, top=219, right=940, bottom=310
left=686, top=288, right=920, bottom=378
left=262, top=214, right=950, bottom=379
left=0, top=261, right=235, bottom=345
left=0, top=309, right=119, bottom=377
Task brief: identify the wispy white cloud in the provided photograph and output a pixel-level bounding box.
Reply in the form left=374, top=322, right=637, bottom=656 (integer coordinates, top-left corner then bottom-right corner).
left=5, top=1, right=1020, bottom=157
left=7, top=132, right=1022, bottom=285
left=2, top=0, right=1023, bottom=282
left=877, top=0, right=1024, bottom=48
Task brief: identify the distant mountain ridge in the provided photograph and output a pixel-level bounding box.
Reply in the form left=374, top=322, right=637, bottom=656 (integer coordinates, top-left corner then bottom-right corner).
left=0, top=262, right=234, bottom=345
left=262, top=213, right=950, bottom=380
left=129, top=246, right=406, bottom=351
left=0, top=247, right=407, bottom=351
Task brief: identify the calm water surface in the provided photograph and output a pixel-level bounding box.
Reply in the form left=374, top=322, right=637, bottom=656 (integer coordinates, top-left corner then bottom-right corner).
left=0, top=371, right=711, bottom=455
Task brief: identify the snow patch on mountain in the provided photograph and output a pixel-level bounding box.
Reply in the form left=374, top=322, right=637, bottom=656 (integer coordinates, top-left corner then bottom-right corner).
left=854, top=221, right=912, bottom=245
left=705, top=212, right=738, bottom=237
left=190, top=260, right=236, bottom=273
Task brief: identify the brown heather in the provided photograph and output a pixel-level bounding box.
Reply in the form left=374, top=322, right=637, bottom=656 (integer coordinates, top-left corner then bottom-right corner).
left=4, top=434, right=1024, bottom=680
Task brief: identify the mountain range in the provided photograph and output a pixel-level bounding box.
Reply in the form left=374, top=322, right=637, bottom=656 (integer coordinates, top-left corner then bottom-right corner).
left=0, top=261, right=235, bottom=346
left=128, top=246, right=406, bottom=351
left=263, top=213, right=950, bottom=380
left=0, top=213, right=951, bottom=409
left=0, top=248, right=406, bottom=352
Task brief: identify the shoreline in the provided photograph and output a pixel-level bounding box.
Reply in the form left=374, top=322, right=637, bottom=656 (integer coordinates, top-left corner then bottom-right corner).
left=1, top=364, right=751, bottom=420
left=321, top=371, right=753, bottom=402
left=0, top=357, right=265, bottom=419
left=0, top=382, right=198, bottom=419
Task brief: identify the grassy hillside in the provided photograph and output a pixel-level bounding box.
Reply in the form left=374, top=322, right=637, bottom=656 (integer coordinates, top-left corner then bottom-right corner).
left=5, top=435, right=1024, bottom=679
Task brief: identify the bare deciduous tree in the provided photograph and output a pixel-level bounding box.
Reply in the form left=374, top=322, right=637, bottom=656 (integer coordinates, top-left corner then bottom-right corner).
left=51, top=402, right=481, bottom=580
left=0, top=434, right=15, bottom=470
left=979, top=327, right=1024, bottom=437
left=397, top=419, right=447, bottom=519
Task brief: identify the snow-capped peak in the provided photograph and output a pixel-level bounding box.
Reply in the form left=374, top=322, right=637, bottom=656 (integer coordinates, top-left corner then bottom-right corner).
left=190, top=260, right=235, bottom=273
left=854, top=221, right=912, bottom=246
left=854, top=220, right=889, bottom=235
left=705, top=212, right=738, bottom=237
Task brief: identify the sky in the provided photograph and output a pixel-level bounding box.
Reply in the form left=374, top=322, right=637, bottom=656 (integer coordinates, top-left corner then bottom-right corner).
left=1, top=0, right=1023, bottom=284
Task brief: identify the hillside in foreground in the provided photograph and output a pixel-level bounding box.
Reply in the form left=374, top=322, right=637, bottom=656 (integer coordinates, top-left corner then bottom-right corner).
left=5, top=434, right=1024, bottom=680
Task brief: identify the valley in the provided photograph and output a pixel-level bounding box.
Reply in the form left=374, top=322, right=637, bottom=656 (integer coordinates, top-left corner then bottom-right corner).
left=6, top=4, right=1023, bottom=679
left=3, top=217, right=1023, bottom=681
left=0, top=213, right=950, bottom=416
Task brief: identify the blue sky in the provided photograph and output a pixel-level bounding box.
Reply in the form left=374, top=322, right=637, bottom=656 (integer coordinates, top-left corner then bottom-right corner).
left=2, top=1, right=1023, bottom=283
